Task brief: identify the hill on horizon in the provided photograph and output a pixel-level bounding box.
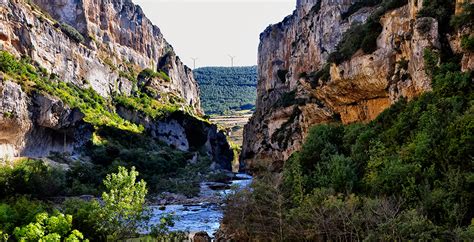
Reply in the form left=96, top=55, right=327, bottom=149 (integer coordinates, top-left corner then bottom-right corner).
left=194, top=66, right=257, bottom=115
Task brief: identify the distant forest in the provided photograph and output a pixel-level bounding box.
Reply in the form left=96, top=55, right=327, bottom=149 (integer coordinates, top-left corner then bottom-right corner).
left=194, top=66, right=257, bottom=115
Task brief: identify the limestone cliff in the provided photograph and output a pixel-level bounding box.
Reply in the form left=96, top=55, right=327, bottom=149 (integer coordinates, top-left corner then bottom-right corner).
left=242, top=0, right=472, bottom=171
left=0, top=0, right=233, bottom=169
left=0, top=0, right=200, bottom=109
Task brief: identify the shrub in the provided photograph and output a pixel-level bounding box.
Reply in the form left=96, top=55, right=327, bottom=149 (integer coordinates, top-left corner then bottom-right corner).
left=417, top=0, right=455, bottom=32
left=62, top=198, right=101, bottom=241
left=60, top=23, right=85, bottom=43
left=114, top=92, right=179, bottom=119
left=423, top=48, right=440, bottom=76
left=138, top=68, right=170, bottom=82
left=341, top=0, right=381, bottom=19
left=13, top=212, right=87, bottom=241
left=461, top=35, right=474, bottom=52
left=451, top=3, right=474, bottom=29
left=306, top=64, right=331, bottom=87
left=0, top=51, right=20, bottom=73
left=150, top=214, right=187, bottom=240
left=0, top=159, right=66, bottom=198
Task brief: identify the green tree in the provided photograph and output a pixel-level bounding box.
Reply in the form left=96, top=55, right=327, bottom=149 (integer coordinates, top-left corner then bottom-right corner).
left=95, top=166, right=148, bottom=240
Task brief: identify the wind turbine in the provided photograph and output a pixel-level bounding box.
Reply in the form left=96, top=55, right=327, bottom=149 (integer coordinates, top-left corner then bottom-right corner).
left=228, top=55, right=236, bottom=68
left=191, top=57, right=198, bottom=69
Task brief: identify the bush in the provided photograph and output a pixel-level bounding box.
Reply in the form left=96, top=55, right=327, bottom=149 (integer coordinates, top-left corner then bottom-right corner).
left=451, top=3, right=474, bottom=29
left=418, top=0, right=455, bottom=32
left=138, top=68, right=170, bottom=82
left=306, top=64, right=330, bottom=87
left=341, top=0, right=381, bottom=19
left=13, top=212, right=87, bottom=241
left=0, top=159, right=66, bottom=198
left=114, top=92, right=179, bottom=119
left=0, top=197, right=50, bottom=236
left=461, top=35, right=474, bottom=52
left=223, top=52, right=474, bottom=239
left=60, top=23, right=85, bottom=43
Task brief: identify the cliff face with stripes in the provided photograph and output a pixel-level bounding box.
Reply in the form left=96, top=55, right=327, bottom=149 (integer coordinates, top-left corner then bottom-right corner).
left=0, top=0, right=200, bottom=109
left=0, top=0, right=233, bottom=169
left=242, top=0, right=472, bottom=172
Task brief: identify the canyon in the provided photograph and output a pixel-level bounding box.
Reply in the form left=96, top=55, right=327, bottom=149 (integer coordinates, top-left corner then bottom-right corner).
left=242, top=0, right=473, bottom=172
left=0, top=0, right=233, bottom=169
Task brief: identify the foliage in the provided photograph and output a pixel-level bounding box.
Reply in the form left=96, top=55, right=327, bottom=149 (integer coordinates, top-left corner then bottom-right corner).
left=94, top=167, right=148, bottom=240
left=451, top=3, right=474, bottom=30
left=138, top=68, right=170, bottom=82
left=0, top=50, right=143, bottom=133
left=63, top=167, right=151, bottom=241
left=342, top=0, right=381, bottom=19
left=418, top=0, right=455, bottom=32
left=13, top=212, right=88, bottom=241
left=300, top=65, right=331, bottom=87
left=461, top=35, right=474, bottom=52
left=193, top=66, right=257, bottom=115
left=328, top=0, right=408, bottom=64
left=62, top=199, right=101, bottom=241
left=60, top=23, right=85, bottom=43
left=150, top=214, right=187, bottom=240
left=114, top=92, right=180, bottom=119
left=0, top=196, right=49, bottom=235
left=223, top=53, right=474, bottom=239
left=0, top=159, right=66, bottom=199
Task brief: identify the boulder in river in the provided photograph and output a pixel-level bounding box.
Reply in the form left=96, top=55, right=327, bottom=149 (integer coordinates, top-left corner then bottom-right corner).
left=193, top=231, right=211, bottom=242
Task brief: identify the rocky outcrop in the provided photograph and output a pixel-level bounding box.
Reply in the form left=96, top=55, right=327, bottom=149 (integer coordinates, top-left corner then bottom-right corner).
left=241, top=0, right=467, bottom=172
left=0, top=78, right=91, bottom=159
left=117, top=107, right=234, bottom=170
left=0, top=0, right=200, bottom=110
left=0, top=0, right=234, bottom=169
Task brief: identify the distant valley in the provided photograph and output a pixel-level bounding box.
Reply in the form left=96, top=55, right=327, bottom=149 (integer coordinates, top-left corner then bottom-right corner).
left=194, top=66, right=257, bottom=116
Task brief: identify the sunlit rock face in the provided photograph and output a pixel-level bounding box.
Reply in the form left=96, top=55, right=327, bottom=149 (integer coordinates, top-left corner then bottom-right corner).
left=241, top=0, right=460, bottom=172
left=0, top=0, right=200, bottom=110
left=0, top=0, right=236, bottom=166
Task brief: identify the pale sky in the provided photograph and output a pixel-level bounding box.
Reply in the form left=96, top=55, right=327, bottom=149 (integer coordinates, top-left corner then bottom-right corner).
left=134, top=0, right=295, bottom=67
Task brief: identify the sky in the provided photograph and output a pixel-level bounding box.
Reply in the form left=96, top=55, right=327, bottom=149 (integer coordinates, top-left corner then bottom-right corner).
left=134, top=0, right=295, bottom=68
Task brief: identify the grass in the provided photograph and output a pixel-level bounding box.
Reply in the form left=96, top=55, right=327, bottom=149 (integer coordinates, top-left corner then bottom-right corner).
left=0, top=50, right=142, bottom=133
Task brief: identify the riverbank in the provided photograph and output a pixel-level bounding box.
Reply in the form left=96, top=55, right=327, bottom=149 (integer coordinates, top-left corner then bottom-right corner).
left=146, top=173, right=252, bottom=237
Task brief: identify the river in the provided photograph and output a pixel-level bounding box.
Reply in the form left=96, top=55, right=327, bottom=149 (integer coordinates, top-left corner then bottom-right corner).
left=147, top=173, right=252, bottom=237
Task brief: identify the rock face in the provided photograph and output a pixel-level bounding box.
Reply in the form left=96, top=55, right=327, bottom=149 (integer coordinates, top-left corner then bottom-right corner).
left=0, top=78, right=91, bottom=159
left=117, top=108, right=234, bottom=170
left=0, top=0, right=233, bottom=168
left=242, top=0, right=471, bottom=171
left=0, top=0, right=200, bottom=110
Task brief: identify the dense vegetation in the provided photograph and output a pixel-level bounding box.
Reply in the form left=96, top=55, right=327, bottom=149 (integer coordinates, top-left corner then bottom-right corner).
left=60, top=23, right=85, bottom=43
left=193, top=66, right=257, bottom=115
left=222, top=2, right=473, bottom=239
left=0, top=50, right=224, bottom=240
left=0, top=166, right=182, bottom=241
left=224, top=50, right=474, bottom=240
left=0, top=50, right=216, bottom=197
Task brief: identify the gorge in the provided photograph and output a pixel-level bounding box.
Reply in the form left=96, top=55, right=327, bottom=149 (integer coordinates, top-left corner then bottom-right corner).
left=0, top=0, right=473, bottom=240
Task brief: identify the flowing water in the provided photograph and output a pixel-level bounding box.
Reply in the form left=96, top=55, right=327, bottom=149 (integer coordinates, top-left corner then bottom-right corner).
left=148, top=173, right=252, bottom=237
